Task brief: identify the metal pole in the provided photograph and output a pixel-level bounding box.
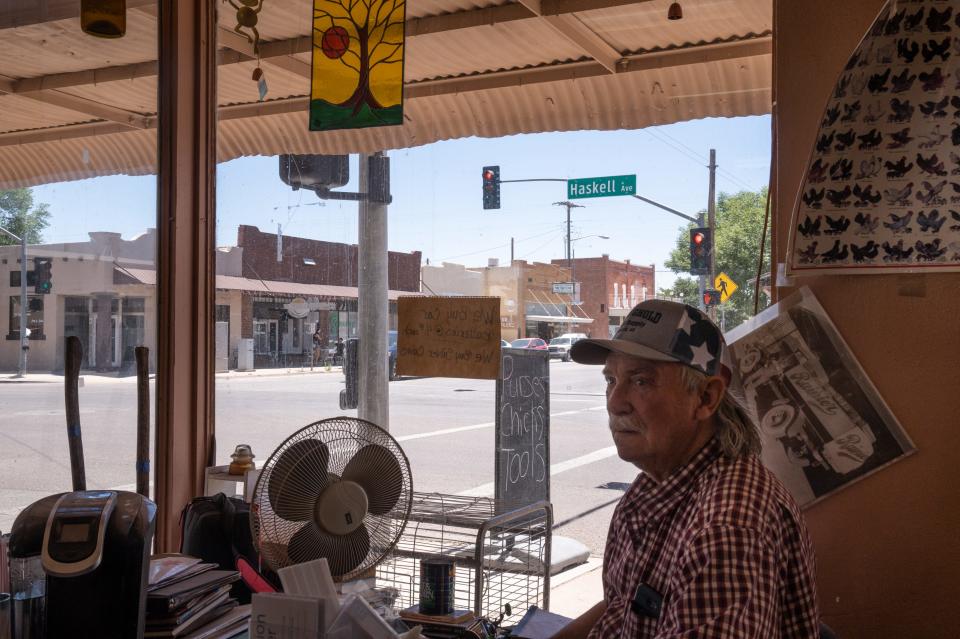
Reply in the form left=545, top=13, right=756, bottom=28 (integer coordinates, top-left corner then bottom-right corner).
left=707, top=149, right=717, bottom=320
left=358, top=152, right=389, bottom=430
left=552, top=201, right=583, bottom=268
left=276, top=222, right=283, bottom=263
left=19, top=234, right=27, bottom=377
left=510, top=237, right=514, bottom=263
left=697, top=209, right=706, bottom=312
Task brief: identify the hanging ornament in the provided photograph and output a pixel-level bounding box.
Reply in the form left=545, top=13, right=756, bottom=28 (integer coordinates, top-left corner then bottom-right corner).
left=788, top=0, right=960, bottom=276
left=81, top=0, right=126, bottom=38
left=229, top=0, right=264, bottom=54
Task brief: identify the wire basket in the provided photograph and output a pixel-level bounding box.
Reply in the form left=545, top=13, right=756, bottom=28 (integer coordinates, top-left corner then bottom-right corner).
left=376, top=492, right=552, bottom=626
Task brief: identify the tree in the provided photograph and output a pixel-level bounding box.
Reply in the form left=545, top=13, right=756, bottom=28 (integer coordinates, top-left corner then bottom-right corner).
left=310, top=0, right=405, bottom=130
left=0, top=188, right=50, bottom=245
left=659, top=188, right=771, bottom=330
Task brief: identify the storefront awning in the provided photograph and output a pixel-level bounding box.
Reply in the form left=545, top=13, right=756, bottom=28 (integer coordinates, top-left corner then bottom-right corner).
left=525, top=314, right=594, bottom=324
left=0, top=1, right=771, bottom=189
left=116, top=267, right=415, bottom=301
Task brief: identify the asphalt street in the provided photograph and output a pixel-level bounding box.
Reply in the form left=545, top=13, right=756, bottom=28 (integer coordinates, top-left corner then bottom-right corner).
left=0, top=361, right=638, bottom=553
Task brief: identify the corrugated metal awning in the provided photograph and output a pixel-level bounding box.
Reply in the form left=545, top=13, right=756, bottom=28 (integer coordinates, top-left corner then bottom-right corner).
left=117, top=267, right=415, bottom=300
left=0, top=0, right=771, bottom=188
left=526, top=314, right=594, bottom=324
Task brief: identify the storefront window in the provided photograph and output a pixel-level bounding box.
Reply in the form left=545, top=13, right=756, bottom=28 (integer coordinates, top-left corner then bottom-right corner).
left=0, top=3, right=159, bottom=532
left=7, top=295, right=44, bottom=339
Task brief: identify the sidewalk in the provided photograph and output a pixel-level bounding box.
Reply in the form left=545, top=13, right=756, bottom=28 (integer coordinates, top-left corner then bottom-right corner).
left=0, top=365, right=345, bottom=385
left=549, top=556, right=604, bottom=619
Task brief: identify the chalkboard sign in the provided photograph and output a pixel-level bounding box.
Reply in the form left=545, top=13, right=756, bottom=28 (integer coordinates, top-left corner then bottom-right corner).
left=495, top=348, right=550, bottom=513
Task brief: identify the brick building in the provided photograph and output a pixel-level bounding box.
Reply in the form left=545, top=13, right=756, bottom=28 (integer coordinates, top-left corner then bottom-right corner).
left=551, top=255, right=655, bottom=338
left=231, top=225, right=421, bottom=368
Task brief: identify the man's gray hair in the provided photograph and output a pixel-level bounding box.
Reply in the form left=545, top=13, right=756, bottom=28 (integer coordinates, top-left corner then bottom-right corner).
left=679, top=365, right=761, bottom=459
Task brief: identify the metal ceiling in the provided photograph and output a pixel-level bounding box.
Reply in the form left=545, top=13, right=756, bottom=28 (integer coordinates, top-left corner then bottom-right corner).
left=0, top=0, right=771, bottom=188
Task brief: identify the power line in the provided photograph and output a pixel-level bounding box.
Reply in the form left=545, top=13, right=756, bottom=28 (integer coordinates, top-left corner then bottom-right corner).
left=434, top=227, right=561, bottom=262
left=648, top=127, right=754, bottom=190
left=643, top=129, right=755, bottom=192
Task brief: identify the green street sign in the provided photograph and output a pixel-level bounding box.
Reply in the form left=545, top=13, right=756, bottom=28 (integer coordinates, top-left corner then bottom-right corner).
left=567, top=174, right=636, bottom=199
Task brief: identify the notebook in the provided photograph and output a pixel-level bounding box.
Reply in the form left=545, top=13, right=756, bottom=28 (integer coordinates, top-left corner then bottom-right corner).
left=147, top=570, right=240, bottom=614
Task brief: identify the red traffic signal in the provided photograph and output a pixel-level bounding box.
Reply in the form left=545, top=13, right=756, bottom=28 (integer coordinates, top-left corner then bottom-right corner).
left=689, top=227, right=711, bottom=275
left=703, top=289, right=720, bottom=306
left=482, top=165, right=500, bottom=210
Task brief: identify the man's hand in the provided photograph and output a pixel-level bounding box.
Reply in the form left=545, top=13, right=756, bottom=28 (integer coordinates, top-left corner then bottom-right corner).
left=550, top=600, right=606, bottom=639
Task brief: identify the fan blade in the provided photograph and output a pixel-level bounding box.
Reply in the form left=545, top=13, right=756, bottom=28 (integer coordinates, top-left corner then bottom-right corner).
left=342, top=444, right=405, bottom=515
left=287, top=523, right=371, bottom=576
left=268, top=439, right=331, bottom=521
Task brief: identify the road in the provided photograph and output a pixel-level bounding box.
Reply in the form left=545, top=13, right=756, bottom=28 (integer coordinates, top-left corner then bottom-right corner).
left=0, top=361, right=638, bottom=554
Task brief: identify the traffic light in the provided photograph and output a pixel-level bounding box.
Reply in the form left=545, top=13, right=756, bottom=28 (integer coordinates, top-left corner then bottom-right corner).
left=482, top=165, right=500, bottom=210
left=703, top=289, right=721, bottom=307
left=33, top=257, right=52, bottom=295
left=689, top=227, right=711, bottom=275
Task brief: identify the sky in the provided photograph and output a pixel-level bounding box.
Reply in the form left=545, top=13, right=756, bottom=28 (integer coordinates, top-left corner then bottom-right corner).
left=31, top=115, right=771, bottom=291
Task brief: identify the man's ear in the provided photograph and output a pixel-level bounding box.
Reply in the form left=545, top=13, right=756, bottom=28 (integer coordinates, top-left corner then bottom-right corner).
left=693, top=376, right=727, bottom=421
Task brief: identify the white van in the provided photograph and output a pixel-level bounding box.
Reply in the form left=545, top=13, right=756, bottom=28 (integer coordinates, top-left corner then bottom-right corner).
left=549, top=333, right=589, bottom=361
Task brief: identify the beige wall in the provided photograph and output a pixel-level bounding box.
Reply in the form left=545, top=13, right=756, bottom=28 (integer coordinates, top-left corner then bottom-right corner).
left=484, top=263, right=521, bottom=340
left=0, top=254, right=157, bottom=371
left=421, top=262, right=485, bottom=296
left=776, top=2, right=960, bottom=636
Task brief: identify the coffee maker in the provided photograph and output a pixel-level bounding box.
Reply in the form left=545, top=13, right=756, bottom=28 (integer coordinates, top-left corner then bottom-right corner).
left=8, top=490, right=156, bottom=639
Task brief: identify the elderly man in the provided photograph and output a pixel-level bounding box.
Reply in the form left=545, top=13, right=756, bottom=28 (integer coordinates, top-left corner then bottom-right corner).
left=554, top=300, right=819, bottom=639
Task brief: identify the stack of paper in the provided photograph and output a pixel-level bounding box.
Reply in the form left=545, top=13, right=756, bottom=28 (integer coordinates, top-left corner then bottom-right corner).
left=145, top=557, right=250, bottom=639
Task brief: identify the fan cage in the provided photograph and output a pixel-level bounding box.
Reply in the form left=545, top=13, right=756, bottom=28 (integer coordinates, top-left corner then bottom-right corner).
left=376, top=492, right=552, bottom=626
left=251, top=418, right=414, bottom=581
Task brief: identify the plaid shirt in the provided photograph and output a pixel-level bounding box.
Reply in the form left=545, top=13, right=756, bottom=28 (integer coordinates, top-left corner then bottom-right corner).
left=588, top=438, right=819, bottom=639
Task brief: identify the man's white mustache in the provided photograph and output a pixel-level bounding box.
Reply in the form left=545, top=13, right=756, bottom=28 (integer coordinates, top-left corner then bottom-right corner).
left=609, top=415, right=642, bottom=433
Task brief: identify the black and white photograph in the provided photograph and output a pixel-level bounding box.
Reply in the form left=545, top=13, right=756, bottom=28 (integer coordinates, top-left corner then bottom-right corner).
left=726, top=287, right=915, bottom=507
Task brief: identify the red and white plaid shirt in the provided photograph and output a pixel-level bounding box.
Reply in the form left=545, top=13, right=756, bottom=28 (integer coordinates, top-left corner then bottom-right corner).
left=588, top=438, right=819, bottom=639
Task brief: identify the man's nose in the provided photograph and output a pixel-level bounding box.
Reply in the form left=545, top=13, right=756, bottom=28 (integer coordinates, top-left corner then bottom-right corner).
left=607, top=381, right=632, bottom=415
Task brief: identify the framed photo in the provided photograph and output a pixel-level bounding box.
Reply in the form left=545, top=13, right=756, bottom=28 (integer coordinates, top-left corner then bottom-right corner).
left=726, top=287, right=915, bottom=507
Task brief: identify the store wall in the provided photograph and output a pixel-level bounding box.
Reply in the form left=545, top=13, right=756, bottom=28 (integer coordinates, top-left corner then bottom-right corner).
left=237, top=224, right=422, bottom=291
left=775, top=1, right=960, bottom=636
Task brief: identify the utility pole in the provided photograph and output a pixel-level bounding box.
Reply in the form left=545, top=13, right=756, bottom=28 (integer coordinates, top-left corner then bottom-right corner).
left=276, top=222, right=283, bottom=263
left=357, top=152, right=389, bottom=430
left=0, top=226, right=28, bottom=377
left=707, top=149, right=717, bottom=319
left=552, top=201, right=584, bottom=269
left=510, top=237, right=514, bottom=264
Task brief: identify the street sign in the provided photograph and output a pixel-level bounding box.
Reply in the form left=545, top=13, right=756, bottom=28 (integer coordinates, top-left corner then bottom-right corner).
left=567, top=174, right=636, bottom=199
left=714, top=272, right=738, bottom=302
left=552, top=282, right=575, bottom=294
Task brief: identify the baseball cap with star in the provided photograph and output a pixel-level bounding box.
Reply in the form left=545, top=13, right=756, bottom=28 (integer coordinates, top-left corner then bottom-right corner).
left=570, top=299, right=732, bottom=377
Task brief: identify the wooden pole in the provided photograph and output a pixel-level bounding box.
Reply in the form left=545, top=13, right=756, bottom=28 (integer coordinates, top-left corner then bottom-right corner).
left=136, top=346, right=151, bottom=498
left=64, top=336, right=86, bottom=492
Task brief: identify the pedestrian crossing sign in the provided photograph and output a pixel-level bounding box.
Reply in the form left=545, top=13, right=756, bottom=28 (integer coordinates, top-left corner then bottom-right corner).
left=714, top=272, right=738, bottom=303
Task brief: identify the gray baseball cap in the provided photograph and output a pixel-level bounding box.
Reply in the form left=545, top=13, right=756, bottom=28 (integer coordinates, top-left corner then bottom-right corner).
left=570, top=299, right=730, bottom=377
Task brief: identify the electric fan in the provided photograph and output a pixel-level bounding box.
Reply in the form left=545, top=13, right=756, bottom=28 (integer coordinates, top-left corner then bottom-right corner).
left=250, top=417, right=413, bottom=580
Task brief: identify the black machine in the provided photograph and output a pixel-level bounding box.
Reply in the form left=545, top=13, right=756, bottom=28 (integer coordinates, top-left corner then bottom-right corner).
left=8, top=490, right=156, bottom=639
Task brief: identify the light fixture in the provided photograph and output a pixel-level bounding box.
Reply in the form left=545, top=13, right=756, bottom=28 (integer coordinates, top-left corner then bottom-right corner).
left=302, top=257, right=317, bottom=266
left=667, top=2, right=683, bottom=20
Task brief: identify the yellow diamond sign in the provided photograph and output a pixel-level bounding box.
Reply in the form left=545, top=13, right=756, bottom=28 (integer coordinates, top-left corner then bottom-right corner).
left=714, top=272, right=738, bottom=303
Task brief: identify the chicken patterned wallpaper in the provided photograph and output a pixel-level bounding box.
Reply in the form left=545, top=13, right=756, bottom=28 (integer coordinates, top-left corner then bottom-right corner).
left=789, top=0, right=960, bottom=274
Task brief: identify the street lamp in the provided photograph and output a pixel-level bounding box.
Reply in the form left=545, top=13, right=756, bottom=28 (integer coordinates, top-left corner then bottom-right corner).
left=0, top=225, right=28, bottom=377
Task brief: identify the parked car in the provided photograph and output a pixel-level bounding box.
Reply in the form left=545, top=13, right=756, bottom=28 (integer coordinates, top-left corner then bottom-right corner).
left=549, top=333, right=588, bottom=361
left=501, top=339, right=511, bottom=348
left=510, top=338, right=548, bottom=350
